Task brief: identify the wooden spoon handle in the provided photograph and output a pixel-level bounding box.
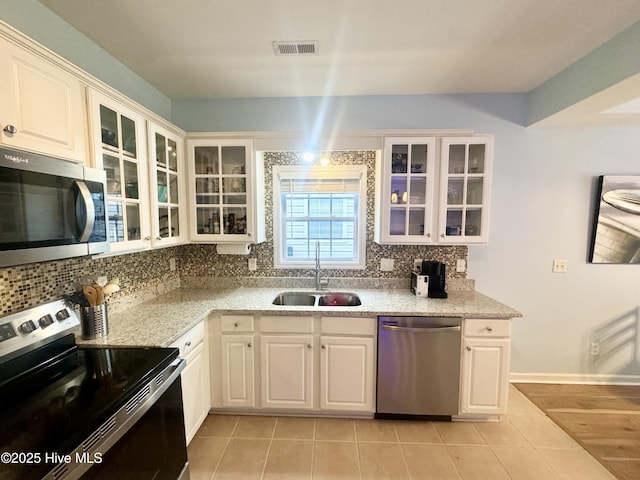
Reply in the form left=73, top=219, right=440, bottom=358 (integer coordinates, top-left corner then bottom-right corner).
left=82, top=286, right=98, bottom=307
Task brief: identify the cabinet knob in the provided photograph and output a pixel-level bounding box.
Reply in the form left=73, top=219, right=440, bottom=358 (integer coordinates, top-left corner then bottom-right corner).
left=156, top=236, right=162, bottom=241
left=441, top=233, right=446, bottom=238
left=426, top=233, right=431, bottom=238
left=486, top=326, right=493, bottom=332
left=234, top=322, right=239, bottom=327
left=185, top=341, right=192, bottom=348
left=3, top=124, right=17, bottom=135
left=248, top=232, right=252, bottom=237
left=321, top=344, right=326, bottom=349
left=466, top=346, right=472, bottom=351
left=144, top=236, right=151, bottom=241
left=307, top=344, right=312, bottom=349
left=247, top=342, right=252, bottom=348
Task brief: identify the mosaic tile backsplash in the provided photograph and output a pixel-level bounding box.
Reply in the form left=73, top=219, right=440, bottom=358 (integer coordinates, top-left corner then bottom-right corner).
left=1, top=151, right=468, bottom=316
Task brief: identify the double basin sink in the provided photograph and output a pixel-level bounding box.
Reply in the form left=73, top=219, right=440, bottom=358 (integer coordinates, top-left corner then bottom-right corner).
left=272, top=291, right=361, bottom=307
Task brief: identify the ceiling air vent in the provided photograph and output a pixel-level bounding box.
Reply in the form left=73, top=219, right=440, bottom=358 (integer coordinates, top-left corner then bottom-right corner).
left=273, top=41, right=319, bottom=56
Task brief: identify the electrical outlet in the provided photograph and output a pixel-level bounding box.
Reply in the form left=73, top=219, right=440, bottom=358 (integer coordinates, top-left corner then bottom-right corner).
left=590, top=342, right=600, bottom=356
left=413, top=259, right=422, bottom=271
left=552, top=259, right=568, bottom=273
left=248, top=258, right=257, bottom=271
left=456, top=259, right=466, bottom=273
left=380, top=258, right=394, bottom=271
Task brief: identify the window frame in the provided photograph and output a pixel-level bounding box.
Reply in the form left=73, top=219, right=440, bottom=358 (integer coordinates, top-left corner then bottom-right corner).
left=273, top=164, right=367, bottom=270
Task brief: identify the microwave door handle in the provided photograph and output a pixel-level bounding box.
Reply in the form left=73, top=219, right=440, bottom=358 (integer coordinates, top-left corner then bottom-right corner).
left=74, top=180, right=95, bottom=242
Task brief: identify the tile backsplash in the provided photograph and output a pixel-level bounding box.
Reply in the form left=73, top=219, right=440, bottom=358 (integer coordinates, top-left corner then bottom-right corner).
left=1, top=150, right=470, bottom=316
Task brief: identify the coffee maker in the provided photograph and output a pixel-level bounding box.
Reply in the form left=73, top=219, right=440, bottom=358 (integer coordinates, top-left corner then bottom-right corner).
left=411, top=260, right=448, bottom=298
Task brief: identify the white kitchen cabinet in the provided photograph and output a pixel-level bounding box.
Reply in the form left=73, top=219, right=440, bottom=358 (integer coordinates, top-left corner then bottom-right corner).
left=219, top=314, right=256, bottom=408
left=320, top=336, right=375, bottom=412
left=0, top=36, right=87, bottom=162
left=186, top=138, right=265, bottom=243
left=438, top=136, right=493, bottom=244
left=459, top=318, right=511, bottom=416
left=171, top=321, right=210, bottom=445
left=260, top=335, right=314, bottom=410
left=88, top=89, right=151, bottom=253
left=375, top=137, right=437, bottom=244
left=147, top=122, right=187, bottom=247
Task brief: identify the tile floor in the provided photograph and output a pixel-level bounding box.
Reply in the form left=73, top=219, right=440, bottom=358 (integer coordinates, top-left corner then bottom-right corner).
left=187, top=385, right=616, bottom=480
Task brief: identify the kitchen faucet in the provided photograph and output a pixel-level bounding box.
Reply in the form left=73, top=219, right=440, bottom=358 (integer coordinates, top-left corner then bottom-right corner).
left=315, top=241, right=329, bottom=291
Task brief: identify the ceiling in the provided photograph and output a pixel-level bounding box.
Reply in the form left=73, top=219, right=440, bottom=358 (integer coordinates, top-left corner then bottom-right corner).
left=38, top=0, right=640, bottom=123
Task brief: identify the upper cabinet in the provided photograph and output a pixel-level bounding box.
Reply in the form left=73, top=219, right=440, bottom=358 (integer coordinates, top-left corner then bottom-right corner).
left=88, top=90, right=151, bottom=253
left=187, top=138, right=265, bottom=243
left=376, top=137, right=437, bottom=244
left=0, top=36, right=87, bottom=163
left=438, top=136, right=493, bottom=244
left=148, top=122, right=187, bottom=248
left=376, top=135, right=493, bottom=245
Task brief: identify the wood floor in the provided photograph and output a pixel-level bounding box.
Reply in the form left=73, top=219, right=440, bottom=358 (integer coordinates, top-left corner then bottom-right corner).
left=514, top=383, right=640, bottom=480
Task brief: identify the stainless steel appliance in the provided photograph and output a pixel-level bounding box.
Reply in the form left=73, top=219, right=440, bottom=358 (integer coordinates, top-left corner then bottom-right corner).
left=0, top=147, right=109, bottom=267
left=376, top=316, right=462, bottom=418
left=410, top=260, right=447, bottom=298
left=0, top=300, right=189, bottom=480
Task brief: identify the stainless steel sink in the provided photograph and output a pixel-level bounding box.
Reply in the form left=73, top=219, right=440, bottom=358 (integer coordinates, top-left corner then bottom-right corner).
left=317, top=293, right=362, bottom=306
left=271, top=291, right=361, bottom=307
left=272, top=292, right=316, bottom=306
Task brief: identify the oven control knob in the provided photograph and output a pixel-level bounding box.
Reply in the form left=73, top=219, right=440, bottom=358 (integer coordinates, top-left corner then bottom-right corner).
left=39, top=314, right=55, bottom=328
left=55, top=309, right=71, bottom=321
left=19, top=320, right=37, bottom=334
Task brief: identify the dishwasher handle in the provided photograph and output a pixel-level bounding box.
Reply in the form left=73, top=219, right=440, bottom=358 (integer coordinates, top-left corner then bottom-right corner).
left=380, top=324, right=461, bottom=333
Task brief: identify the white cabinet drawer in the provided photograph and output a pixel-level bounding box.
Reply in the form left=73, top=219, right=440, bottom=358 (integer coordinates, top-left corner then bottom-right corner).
left=320, top=317, right=376, bottom=336
left=463, top=319, right=511, bottom=337
left=171, top=321, right=205, bottom=357
left=260, top=315, right=314, bottom=333
left=221, top=315, right=255, bottom=333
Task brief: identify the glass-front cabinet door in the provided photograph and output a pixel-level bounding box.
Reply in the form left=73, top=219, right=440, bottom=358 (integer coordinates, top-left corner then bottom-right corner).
left=148, top=122, right=186, bottom=247
left=439, top=136, right=493, bottom=244
left=89, top=90, right=150, bottom=253
left=187, top=138, right=260, bottom=242
left=376, top=137, right=436, bottom=244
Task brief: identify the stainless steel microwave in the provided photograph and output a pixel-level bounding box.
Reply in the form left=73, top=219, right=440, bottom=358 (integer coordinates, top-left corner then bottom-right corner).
left=0, top=147, right=109, bottom=267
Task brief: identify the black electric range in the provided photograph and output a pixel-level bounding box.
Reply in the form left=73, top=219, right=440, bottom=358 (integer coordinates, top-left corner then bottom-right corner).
left=0, top=300, right=189, bottom=480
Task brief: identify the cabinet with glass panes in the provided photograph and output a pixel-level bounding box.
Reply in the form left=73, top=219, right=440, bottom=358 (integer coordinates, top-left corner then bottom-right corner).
left=148, top=122, right=186, bottom=247
left=187, top=138, right=264, bottom=243
left=438, top=136, right=493, bottom=244
left=375, top=137, right=437, bottom=244
left=88, top=90, right=150, bottom=253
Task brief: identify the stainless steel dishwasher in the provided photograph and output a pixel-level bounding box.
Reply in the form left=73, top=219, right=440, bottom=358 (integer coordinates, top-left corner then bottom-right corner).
left=376, top=316, right=462, bottom=418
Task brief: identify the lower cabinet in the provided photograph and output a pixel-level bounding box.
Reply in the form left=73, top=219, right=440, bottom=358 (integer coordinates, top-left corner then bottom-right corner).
left=459, top=318, right=511, bottom=417
left=220, top=334, right=255, bottom=407
left=320, top=336, right=375, bottom=412
left=171, top=321, right=210, bottom=444
left=260, top=335, right=314, bottom=409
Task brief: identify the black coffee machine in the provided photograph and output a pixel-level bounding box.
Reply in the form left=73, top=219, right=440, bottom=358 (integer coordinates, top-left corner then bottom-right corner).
left=419, top=260, right=448, bottom=298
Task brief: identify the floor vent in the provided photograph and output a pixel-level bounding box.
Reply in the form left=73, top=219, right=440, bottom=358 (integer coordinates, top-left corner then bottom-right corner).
left=273, top=41, right=319, bottom=56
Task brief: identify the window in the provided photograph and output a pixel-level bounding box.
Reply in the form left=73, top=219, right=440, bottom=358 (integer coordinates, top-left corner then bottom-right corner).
left=273, top=165, right=367, bottom=269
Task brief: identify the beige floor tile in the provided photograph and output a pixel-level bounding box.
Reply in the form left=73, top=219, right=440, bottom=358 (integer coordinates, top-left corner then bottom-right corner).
left=313, top=441, right=361, bottom=480
left=536, top=448, right=617, bottom=480
left=213, top=438, right=270, bottom=480
left=507, top=385, right=545, bottom=417
left=315, top=417, right=356, bottom=441
left=474, top=420, right=529, bottom=446
left=435, top=421, right=485, bottom=445
left=358, top=442, right=410, bottom=480
left=232, top=415, right=276, bottom=438
left=273, top=416, right=315, bottom=440
left=491, top=445, right=562, bottom=480
left=394, top=420, right=442, bottom=444
left=508, top=414, right=580, bottom=449
left=196, top=414, right=239, bottom=437
left=187, top=436, right=229, bottom=480
left=401, top=444, right=460, bottom=479
left=263, top=439, right=313, bottom=480
left=446, top=445, right=510, bottom=480
left=355, top=419, right=398, bottom=442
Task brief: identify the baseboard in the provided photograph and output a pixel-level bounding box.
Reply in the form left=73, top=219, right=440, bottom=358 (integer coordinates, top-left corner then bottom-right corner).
left=510, top=372, right=640, bottom=386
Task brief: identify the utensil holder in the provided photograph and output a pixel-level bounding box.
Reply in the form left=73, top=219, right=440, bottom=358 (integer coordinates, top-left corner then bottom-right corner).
left=81, top=304, right=108, bottom=339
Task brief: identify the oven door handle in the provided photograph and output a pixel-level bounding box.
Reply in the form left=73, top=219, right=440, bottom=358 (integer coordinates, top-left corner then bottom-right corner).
left=381, top=324, right=461, bottom=333
left=73, top=180, right=95, bottom=242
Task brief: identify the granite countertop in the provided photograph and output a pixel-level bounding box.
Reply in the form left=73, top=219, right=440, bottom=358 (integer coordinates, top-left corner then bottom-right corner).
left=77, top=287, right=522, bottom=349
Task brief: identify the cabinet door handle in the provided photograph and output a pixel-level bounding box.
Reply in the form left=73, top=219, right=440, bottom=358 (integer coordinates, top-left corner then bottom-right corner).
left=3, top=124, right=17, bottom=135
left=321, top=344, right=326, bottom=349
left=247, top=342, right=252, bottom=348
left=466, top=346, right=472, bottom=351
left=234, top=322, right=239, bottom=328
left=307, top=344, right=312, bottom=349
left=486, top=326, right=493, bottom=332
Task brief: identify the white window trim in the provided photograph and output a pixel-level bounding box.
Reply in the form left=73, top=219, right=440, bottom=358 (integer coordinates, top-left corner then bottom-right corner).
left=273, top=164, right=367, bottom=269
